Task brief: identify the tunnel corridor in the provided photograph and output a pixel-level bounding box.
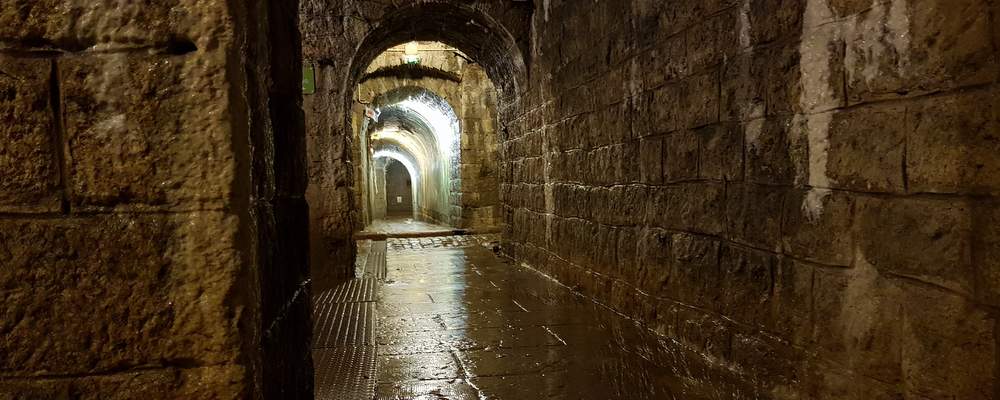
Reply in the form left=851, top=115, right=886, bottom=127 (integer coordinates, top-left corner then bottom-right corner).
left=1, top=0, right=999, bottom=399
left=313, top=235, right=758, bottom=399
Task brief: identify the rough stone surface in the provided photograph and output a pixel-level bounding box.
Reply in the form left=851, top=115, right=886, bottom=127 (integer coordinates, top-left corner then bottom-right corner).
left=61, top=52, right=233, bottom=210
left=0, top=56, right=61, bottom=212
left=4, top=0, right=994, bottom=398
left=494, top=0, right=998, bottom=398
left=0, top=0, right=231, bottom=52
left=0, top=365, right=246, bottom=400
left=907, top=88, right=1000, bottom=194
left=0, top=213, right=242, bottom=375
left=2, top=0, right=312, bottom=397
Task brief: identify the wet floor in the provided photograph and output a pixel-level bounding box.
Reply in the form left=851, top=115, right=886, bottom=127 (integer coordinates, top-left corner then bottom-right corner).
left=363, top=217, right=454, bottom=236
left=314, top=235, right=760, bottom=400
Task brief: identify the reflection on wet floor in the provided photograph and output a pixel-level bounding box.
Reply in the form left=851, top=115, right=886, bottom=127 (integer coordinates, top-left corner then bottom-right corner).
left=364, top=217, right=454, bottom=236
left=372, top=237, right=759, bottom=400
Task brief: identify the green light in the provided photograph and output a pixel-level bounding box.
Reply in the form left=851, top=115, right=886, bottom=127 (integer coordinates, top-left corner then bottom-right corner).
left=302, top=64, right=316, bottom=95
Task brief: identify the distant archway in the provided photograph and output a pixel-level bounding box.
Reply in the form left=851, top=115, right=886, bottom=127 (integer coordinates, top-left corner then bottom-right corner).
left=383, top=159, right=415, bottom=217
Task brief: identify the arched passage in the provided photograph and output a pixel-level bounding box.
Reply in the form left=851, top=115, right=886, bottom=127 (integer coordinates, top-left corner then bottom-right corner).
left=381, top=158, right=415, bottom=217
left=358, top=86, right=460, bottom=227
left=343, top=2, right=528, bottom=104
left=302, top=1, right=528, bottom=286
left=373, top=150, right=421, bottom=222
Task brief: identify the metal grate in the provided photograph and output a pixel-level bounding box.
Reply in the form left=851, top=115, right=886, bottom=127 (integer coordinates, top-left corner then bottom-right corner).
left=362, top=240, right=388, bottom=279
left=313, top=346, right=377, bottom=400
left=328, top=278, right=379, bottom=303
left=313, top=301, right=376, bottom=348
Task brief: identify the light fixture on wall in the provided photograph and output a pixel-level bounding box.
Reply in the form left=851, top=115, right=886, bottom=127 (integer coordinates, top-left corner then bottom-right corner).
left=403, top=42, right=421, bottom=65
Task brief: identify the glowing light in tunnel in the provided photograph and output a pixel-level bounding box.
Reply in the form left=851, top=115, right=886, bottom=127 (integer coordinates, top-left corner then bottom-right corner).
left=403, top=42, right=421, bottom=64
left=374, top=149, right=420, bottom=191
left=396, top=99, right=459, bottom=158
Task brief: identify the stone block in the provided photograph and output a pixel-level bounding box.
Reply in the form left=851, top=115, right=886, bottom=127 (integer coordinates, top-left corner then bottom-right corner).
left=651, top=83, right=683, bottom=135
left=697, top=123, right=743, bottom=182
left=827, top=105, right=906, bottom=193
left=608, top=102, right=634, bottom=144
left=721, top=52, right=765, bottom=122
left=682, top=69, right=720, bottom=128
left=646, top=182, right=725, bottom=235
left=630, top=91, right=656, bottom=138
left=802, top=365, right=907, bottom=400
left=0, top=365, right=246, bottom=399
left=719, top=245, right=776, bottom=327
left=662, top=131, right=699, bottom=183
left=662, top=34, right=690, bottom=84
left=812, top=265, right=904, bottom=384
left=613, top=226, right=637, bottom=276
left=855, top=196, right=972, bottom=295
left=594, top=224, right=619, bottom=270
left=730, top=332, right=802, bottom=390
left=61, top=52, right=233, bottom=209
left=677, top=183, right=726, bottom=236
left=675, top=307, right=732, bottom=361
left=844, top=0, right=997, bottom=104
left=782, top=189, right=855, bottom=266
left=639, top=137, right=664, bottom=184
left=745, top=0, right=805, bottom=46
left=588, top=187, right=610, bottom=223
left=637, top=35, right=686, bottom=90
left=0, top=56, right=61, bottom=212
left=635, top=228, right=672, bottom=294
left=667, top=233, right=722, bottom=309
left=725, top=183, right=786, bottom=249
left=906, top=88, right=1000, bottom=194
left=686, top=16, right=721, bottom=73
left=0, top=212, right=243, bottom=376
left=649, top=298, right=682, bottom=338
left=827, top=0, right=874, bottom=17
left=745, top=117, right=796, bottom=185
left=771, top=259, right=813, bottom=345
left=616, top=142, right=641, bottom=183
left=899, top=284, right=995, bottom=399
left=649, top=1, right=693, bottom=39
left=644, top=186, right=674, bottom=228
left=612, top=185, right=647, bottom=226
left=974, top=201, right=1000, bottom=305
left=765, top=37, right=846, bottom=116
left=0, top=0, right=228, bottom=50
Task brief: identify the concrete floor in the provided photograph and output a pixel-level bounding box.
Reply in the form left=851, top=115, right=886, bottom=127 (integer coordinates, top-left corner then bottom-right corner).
left=314, top=235, right=758, bottom=399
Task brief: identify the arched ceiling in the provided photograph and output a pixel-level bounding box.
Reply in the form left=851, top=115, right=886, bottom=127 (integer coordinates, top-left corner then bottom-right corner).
left=346, top=2, right=527, bottom=102
left=366, top=86, right=460, bottom=172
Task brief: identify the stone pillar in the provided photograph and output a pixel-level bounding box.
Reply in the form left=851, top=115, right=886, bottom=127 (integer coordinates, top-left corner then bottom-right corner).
left=0, top=0, right=312, bottom=397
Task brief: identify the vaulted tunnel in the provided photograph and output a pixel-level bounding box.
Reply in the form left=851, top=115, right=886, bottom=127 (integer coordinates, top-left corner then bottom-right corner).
left=360, top=85, right=461, bottom=227
left=2, top=0, right=999, bottom=399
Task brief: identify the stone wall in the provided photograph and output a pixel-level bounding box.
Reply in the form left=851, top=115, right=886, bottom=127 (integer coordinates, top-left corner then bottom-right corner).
left=500, top=0, right=1000, bottom=398
left=303, top=60, right=357, bottom=287
left=456, top=65, right=501, bottom=228
left=300, top=0, right=998, bottom=397
left=0, top=0, right=312, bottom=398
